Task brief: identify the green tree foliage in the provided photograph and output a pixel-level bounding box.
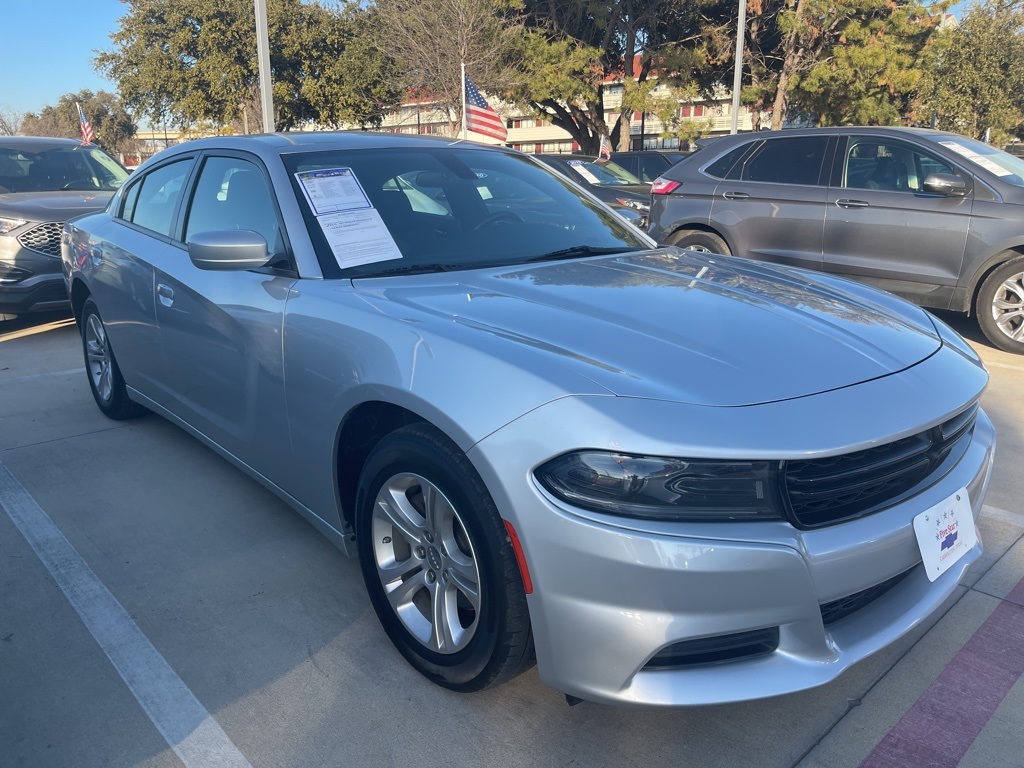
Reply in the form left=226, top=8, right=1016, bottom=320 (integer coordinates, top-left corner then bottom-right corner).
left=20, top=90, right=136, bottom=152
left=511, top=0, right=709, bottom=154
left=96, top=0, right=401, bottom=131
left=916, top=2, right=1024, bottom=141
left=372, top=0, right=524, bottom=136
left=697, top=0, right=940, bottom=129
left=787, top=0, right=936, bottom=126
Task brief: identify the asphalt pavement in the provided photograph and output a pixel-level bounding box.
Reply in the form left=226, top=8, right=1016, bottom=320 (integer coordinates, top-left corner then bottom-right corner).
left=1, top=309, right=1022, bottom=768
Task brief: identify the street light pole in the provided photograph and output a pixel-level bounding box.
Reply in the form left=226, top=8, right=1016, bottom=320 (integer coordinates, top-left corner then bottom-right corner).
left=730, top=0, right=747, bottom=135
left=254, top=0, right=275, bottom=133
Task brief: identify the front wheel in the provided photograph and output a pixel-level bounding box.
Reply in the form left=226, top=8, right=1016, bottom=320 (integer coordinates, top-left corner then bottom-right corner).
left=666, top=229, right=731, bottom=255
left=976, top=257, right=1024, bottom=354
left=355, top=423, right=533, bottom=691
left=80, top=299, right=146, bottom=419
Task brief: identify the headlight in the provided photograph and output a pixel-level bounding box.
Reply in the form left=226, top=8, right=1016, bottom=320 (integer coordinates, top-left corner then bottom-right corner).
left=535, top=451, right=784, bottom=522
left=0, top=217, right=28, bottom=235
left=615, top=198, right=650, bottom=213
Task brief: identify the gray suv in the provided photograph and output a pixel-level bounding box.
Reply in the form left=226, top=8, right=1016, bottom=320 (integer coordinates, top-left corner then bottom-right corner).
left=0, top=137, right=129, bottom=319
left=648, top=127, right=1024, bottom=353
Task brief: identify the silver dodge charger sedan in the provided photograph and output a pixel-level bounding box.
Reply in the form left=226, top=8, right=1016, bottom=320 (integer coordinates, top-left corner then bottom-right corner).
left=62, top=132, right=994, bottom=707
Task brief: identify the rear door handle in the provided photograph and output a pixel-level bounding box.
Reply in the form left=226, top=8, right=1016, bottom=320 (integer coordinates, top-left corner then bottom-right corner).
left=722, top=191, right=749, bottom=200
left=836, top=198, right=869, bottom=209
left=156, top=283, right=174, bottom=307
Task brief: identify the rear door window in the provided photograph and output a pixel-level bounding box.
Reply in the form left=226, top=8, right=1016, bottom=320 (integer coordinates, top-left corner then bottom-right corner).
left=739, top=137, right=830, bottom=186
left=122, top=159, right=193, bottom=237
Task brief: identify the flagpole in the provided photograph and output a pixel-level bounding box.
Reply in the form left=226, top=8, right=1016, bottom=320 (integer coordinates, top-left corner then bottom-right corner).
left=461, top=61, right=468, bottom=140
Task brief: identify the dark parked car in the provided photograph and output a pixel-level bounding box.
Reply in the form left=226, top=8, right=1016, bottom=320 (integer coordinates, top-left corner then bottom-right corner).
left=610, top=150, right=689, bottom=183
left=0, top=137, right=129, bottom=319
left=535, top=154, right=651, bottom=218
left=648, top=127, right=1024, bottom=353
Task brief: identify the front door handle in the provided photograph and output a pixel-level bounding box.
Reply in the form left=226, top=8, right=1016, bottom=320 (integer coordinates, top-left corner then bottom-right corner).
left=156, top=283, right=174, bottom=307
left=836, top=198, right=869, bottom=209
left=722, top=191, right=749, bottom=200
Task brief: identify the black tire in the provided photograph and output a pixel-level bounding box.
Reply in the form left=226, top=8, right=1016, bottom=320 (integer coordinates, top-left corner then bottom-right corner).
left=976, top=257, right=1024, bottom=354
left=667, top=229, right=731, bottom=255
left=355, top=423, right=534, bottom=691
left=80, top=299, right=146, bottom=419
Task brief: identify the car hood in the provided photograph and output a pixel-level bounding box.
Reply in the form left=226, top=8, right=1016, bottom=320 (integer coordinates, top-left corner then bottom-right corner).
left=0, top=191, right=114, bottom=221
left=363, top=249, right=943, bottom=407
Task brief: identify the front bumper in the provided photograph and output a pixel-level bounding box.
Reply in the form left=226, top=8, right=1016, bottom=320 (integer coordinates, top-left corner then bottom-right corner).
left=469, top=348, right=993, bottom=706
left=0, top=231, right=68, bottom=314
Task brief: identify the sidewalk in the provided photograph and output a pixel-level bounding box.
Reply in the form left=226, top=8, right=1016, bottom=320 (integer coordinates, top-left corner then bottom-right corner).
left=798, top=507, right=1024, bottom=768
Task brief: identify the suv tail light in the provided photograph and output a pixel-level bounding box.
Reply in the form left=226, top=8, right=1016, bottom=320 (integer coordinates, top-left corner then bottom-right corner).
left=651, top=178, right=681, bottom=195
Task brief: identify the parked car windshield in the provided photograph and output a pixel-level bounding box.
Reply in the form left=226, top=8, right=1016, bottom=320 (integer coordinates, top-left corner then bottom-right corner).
left=933, top=136, right=1024, bottom=187
left=563, top=159, right=643, bottom=187
left=284, top=146, right=650, bottom=278
left=0, top=145, right=128, bottom=193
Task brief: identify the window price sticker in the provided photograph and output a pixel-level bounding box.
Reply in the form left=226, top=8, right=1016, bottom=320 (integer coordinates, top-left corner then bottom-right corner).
left=295, top=168, right=371, bottom=214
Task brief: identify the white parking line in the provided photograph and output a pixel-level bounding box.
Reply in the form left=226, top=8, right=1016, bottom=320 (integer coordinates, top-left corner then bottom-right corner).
left=2, top=367, right=85, bottom=384
left=981, top=504, right=1024, bottom=528
left=0, top=460, right=253, bottom=768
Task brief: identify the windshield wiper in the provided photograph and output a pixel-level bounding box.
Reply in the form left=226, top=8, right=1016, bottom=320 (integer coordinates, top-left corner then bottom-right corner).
left=358, top=262, right=458, bottom=278
left=526, top=245, right=639, bottom=263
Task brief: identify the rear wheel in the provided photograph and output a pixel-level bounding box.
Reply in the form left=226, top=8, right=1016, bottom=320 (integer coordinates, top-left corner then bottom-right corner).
left=667, top=229, right=731, bottom=255
left=80, top=300, right=146, bottom=419
left=355, top=423, right=533, bottom=691
left=976, top=257, right=1024, bottom=354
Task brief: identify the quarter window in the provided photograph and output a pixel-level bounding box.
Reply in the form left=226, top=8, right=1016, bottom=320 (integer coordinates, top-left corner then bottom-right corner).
left=123, top=159, right=193, bottom=237
left=704, top=144, right=751, bottom=180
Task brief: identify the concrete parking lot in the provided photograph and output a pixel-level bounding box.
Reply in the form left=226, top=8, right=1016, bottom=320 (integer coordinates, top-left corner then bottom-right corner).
left=1, top=309, right=1022, bottom=768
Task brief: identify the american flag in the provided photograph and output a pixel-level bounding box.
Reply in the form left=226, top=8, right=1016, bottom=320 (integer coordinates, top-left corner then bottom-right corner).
left=598, top=134, right=612, bottom=162
left=464, top=76, right=507, bottom=142
left=77, top=103, right=95, bottom=144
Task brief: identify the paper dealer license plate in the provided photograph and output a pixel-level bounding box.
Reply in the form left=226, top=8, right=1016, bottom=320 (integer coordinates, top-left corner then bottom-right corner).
left=913, top=488, right=977, bottom=582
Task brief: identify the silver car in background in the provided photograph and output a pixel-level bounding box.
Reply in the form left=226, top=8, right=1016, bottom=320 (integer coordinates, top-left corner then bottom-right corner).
left=63, top=133, right=994, bottom=707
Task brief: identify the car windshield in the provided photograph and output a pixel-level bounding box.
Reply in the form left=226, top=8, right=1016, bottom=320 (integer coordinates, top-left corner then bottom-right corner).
left=0, top=145, right=129, bottom=193
left=284, top=146, right=650, bottom=278
left=563, top=159, right=642, bottom=187
left=934, top=136, right=1024, bottom=187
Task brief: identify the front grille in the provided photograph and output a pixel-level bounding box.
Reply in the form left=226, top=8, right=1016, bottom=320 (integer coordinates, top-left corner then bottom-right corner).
left=642, top=627, right=779, bottom=670
left=17, top=221, right=64, bottom=257
left=820, top=567, right=915, bottom=626
left=783, top=404, right=978, bottom=529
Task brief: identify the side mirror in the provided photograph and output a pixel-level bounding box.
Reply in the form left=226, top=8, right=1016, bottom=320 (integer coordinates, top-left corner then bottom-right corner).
left=922, top=173, right=969, bottom=197
left=187, top=230, right=271, bottom=271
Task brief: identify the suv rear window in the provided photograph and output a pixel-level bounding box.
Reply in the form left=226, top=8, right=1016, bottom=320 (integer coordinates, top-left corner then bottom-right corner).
left=705, top=144, right=751, bottom=179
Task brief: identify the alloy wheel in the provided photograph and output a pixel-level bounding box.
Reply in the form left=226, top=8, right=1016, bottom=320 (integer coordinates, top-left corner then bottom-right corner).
left=990, top=269, right=1024, bottom=342
left=370, top=472, right=482, bottom=654
left=85, top=313, right=112, bottom=403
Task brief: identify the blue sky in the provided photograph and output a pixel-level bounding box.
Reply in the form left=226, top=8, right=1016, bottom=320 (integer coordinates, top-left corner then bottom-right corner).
left=3, top=0, right=126, bottom=116
left=3, top=0, right=972, bottom=120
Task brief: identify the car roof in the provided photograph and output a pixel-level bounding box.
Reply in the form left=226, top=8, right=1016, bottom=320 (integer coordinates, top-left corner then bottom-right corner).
left=160, top=131, right=503, bottom=158
left=539, top=154, right=599, bottom=162
left=703, top=126, right=966, bottom=148
left=0, top=136, right=96, bottom=151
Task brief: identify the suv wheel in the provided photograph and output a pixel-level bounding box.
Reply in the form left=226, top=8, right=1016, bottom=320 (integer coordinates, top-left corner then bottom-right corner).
left=667, top=230, right=731, bottom=255
left=977, top=257, right=1024, bottom=354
